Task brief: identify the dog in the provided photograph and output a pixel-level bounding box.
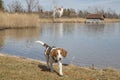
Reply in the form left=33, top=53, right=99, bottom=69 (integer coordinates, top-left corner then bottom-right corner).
left=35, top=40, right=67, bottom=76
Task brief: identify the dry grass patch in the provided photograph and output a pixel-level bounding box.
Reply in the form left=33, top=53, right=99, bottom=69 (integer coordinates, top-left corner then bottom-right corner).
left=54, top=18, right=86, bottom=23
left=39, top=18, right=120, bottom=23
left=0, top=53, right=120, bottom=80
left=104, top=18, right=120, bottom=23
left=39, top=18, right=86, bottom=23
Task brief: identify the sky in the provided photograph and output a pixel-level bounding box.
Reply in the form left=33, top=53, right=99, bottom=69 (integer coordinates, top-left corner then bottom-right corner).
left=3, top=0, right=120, bottom=14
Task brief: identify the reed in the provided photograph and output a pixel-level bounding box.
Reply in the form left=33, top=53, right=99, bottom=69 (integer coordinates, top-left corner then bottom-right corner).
left=0, top=12, right=39, bottom=29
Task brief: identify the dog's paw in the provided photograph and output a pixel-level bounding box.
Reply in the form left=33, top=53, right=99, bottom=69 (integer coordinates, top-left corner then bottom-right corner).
left=59, top=73, right=63, bottom=76
left=59, top=74, right=63, bottom=77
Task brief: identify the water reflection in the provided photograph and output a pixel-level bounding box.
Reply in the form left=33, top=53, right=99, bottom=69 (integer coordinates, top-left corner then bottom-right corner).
left=40, top=23, right=106, bottom=38
left=40, top=23, right=76, bottom=38
left=5, top=28, right=40, bottom=40
left=0, top=31, right=5, bottom=50
left=85, top=24, right=105, bottom=34
left=0, top=28, right=41, bottom=50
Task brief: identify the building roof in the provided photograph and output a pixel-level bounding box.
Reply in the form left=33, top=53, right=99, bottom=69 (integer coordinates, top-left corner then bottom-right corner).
left=86, top=14, right=105, bottom=20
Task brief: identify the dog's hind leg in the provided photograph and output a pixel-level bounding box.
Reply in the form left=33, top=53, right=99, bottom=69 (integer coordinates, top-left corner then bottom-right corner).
left=49, top=59, right=54, bottom=72
left=44, top=54, right=50, bottom=70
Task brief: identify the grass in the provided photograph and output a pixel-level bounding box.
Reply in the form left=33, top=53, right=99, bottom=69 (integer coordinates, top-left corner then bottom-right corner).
left=39, top=18, right=86, bottom=23
left=53, top=18, right=86, bottom=23
left=104, top=18, right=120, bottom=23
left=0, top=12, right=39, bottom=29
left=39, top=18, right=120, bottom=23
left=0, top=53, right=120, bottom=80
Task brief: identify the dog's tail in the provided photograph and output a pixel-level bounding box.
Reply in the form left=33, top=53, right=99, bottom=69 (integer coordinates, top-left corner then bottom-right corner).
left=35, top=40, right=49, bottom=48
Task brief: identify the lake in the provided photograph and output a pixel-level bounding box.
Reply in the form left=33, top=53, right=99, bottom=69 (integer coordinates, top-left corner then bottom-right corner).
left=0, top=23, right=120, bottom=69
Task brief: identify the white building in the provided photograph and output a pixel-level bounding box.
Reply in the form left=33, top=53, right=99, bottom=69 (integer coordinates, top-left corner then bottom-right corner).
left=53, top=7, right=64, bottom=18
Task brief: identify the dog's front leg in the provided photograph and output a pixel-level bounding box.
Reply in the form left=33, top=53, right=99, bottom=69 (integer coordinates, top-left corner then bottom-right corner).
left=58, top=61, right=63, bottom=76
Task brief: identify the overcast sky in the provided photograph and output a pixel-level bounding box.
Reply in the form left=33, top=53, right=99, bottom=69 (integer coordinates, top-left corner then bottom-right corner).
left=3, top=0, right=120, bottom=14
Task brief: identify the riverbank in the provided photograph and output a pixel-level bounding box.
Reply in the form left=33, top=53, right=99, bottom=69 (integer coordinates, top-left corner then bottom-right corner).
left=39, top=18, right=86, bottom=23
left=39, top=18, right=120, bottom=23
left=104, top=19, right=120, bottom=23
left=0, top=53, right=120, bottom=80
left=1, top=12, right=120, bottom=30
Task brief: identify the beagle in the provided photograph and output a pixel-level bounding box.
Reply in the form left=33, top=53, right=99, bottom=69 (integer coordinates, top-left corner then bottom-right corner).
left=35, top=40, right=67, bottom=76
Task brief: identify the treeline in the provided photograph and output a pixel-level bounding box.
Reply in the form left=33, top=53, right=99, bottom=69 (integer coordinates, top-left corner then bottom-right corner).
left=1, top=0, right=120, bottom=19
left=63, top=8, right=120, bottom=19
left=4, top=0, right=42, bottom=13
left=0, top=0, right=3, bottom=10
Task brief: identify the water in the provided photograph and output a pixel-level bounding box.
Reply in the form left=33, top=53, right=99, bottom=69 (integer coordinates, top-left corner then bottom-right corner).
left=0, top=23, right=120, bottom=69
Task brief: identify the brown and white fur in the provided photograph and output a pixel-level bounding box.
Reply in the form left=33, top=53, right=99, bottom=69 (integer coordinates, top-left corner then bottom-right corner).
left=35, top=40, right=67, bottom=76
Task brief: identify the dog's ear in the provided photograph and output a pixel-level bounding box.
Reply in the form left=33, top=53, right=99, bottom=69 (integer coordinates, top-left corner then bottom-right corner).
left=61, top=48, right=67, bottom=57
left=51, top=49, right=58, bottom=57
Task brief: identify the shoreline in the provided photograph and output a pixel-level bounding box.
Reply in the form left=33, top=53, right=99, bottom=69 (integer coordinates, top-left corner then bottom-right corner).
left=39, top=18, right=120, bottom=23
left=0, top=53, right=46, bottom=64
left=0, top=12, right=120, bottom=29
left=0, top=53, right=119, bottom=70
left=0, top=53, right=120, bottom=80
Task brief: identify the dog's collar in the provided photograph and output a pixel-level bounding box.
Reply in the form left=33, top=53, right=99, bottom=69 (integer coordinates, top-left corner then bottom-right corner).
left=47, top=46, right=57, bottom=62
left=51, top=47, right=58, bottom=62
left=52, top=56, right=58, bottom=63
left=47, top=46, right=56, bottom=55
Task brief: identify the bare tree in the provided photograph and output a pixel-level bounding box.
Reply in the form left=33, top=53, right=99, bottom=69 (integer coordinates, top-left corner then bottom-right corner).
left=7, top=0, right=23, bottom=13
left=36, top=5, right=43, bottom=13
left=0, top=0, right=4, bottom=10
left=25, top=0, right=39, bottom=12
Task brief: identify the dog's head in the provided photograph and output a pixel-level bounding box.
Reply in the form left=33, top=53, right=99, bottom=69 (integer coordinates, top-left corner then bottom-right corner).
left=51, top=48, right=67, bottom=61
